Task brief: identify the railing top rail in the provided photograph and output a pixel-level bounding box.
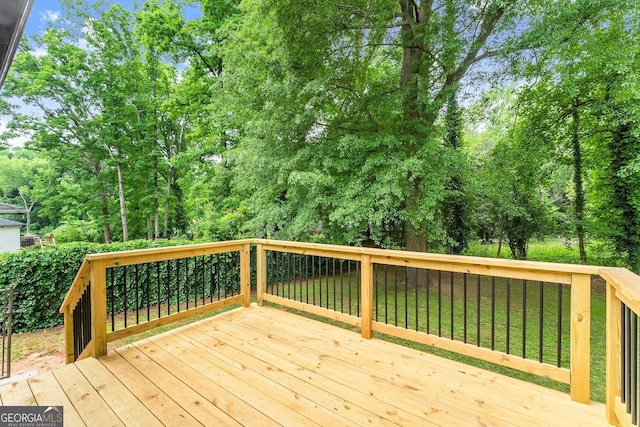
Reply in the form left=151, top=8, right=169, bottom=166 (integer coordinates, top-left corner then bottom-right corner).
left=59, top=258, right=91, bottom=313
left=83, top=239, right=254, bottom=267
left=600, top=267, right=640, bottom=312
left=256, top=239, right=603, bottom=276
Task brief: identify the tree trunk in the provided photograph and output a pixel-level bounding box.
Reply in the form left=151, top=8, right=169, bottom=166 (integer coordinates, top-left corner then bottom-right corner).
left=90, top=160, right=113, bottom=243
left=147, top=214, right=153, bottom=240
left=100, top=196, right=112, bottom=243
left=154, top=155, right=160, bottom=240
left=163, top=168, right=174, bottom=238
left=571, top=103, right=587, bottom=264
left=116, top=161, right=129, bottom=242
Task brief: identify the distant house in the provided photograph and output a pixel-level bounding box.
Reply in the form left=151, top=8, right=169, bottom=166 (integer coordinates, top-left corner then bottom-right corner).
left=0, top=203, right=28, bottom=215
left=0, top=218, right=24, bottom=253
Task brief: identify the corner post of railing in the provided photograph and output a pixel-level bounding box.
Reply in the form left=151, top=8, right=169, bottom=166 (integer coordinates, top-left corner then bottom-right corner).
left=570, top=273, right=591, bottom=404
left=63, top=305, right=75, bottom=364
left=361, top=254, right=373, bottom=339
left=256, top=243, right=266, bottom=307
left=90, top=259, right=107, bottom=358
left=241, top=243, right=251, bottom=307
left=606, top=280, right=622, bottom=426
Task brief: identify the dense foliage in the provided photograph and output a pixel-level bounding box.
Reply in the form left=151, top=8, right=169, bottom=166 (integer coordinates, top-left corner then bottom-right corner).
left=0, top=239, right=190, bottom=332
left=1, top=0, right=639, bottom=269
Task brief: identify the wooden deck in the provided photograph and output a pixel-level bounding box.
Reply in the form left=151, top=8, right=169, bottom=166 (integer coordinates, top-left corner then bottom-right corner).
left=0, top=305, right=610, bottom=426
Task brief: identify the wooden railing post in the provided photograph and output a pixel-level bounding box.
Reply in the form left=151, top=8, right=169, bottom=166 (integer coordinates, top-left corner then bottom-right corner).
left=256, top=244, right=266, bottom=307
left=63, top=306, right=74, bottom=364
left=570, top=273, right=591, bottom=403
left=241, top=243, right=251, bottom=307
left=361, top=254, right=373, bottom=339
left=606, top=281, right=622, bottom=426
left=90, top=260, right=107, bottom=358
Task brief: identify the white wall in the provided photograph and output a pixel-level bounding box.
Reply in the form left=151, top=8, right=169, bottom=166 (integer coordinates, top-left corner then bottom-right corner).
left=0, top=226, right=21, bottom=253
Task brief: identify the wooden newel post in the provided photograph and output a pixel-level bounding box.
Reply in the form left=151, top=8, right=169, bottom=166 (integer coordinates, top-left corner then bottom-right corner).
left=361, top=254, right=373, bottom=339
left=570, top=273, right=591, bottom=404
left=63, top=306, right=75, bottom=364
left=90, top=260, right=107, bottom=359
left=606, top=282, right=622, bottom=426
left=241, top=243, right=251, bottom=308
left=256, top=244, right=266, bottom=307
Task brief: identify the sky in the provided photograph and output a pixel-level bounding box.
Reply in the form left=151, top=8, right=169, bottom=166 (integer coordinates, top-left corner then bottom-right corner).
left=1, top=1, right=63, bottom=146
left=1, top=0, right=139, bottom=147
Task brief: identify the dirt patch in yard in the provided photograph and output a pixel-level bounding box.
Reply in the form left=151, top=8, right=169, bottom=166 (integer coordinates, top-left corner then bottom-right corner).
left=10, top=325, right=66, bottom=376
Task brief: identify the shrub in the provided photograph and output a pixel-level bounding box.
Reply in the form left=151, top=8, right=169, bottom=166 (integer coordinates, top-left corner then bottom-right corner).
left=0, top=239, right=191, bottom=332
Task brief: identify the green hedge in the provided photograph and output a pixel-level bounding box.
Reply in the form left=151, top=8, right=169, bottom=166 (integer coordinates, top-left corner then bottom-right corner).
left=0, top=239, right=191, bottom=332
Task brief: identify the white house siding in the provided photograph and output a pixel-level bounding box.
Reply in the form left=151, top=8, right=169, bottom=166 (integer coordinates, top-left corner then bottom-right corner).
left=0, top=225, right=21, bottom=253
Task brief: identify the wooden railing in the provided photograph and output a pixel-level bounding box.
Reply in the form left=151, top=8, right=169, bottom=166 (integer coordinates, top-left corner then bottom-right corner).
left=255, top=239, right=599, bottom=405
left=61, top=238, right=640, bottom=424
left=59, top=240, right=253, bottom=363
left=601, top=267, right=640, bottom=426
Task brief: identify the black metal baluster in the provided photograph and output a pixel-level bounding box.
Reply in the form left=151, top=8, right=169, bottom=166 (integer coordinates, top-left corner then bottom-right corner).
left=275, top=252, right=280, bottom=297
left=415, top=268, right=419, bottom=332
left=135, top=264, right=140, bottom=325
left=287, top=253, right=291, bottom=300
left=326, top=258, right=330, bottom=309
left=438, top=270, right=442, bottom=337
left=384, top=264, right=388, bottom=323
left=313, top=256, right=317, bottom=306
left=557, top=283, right=563, bottom=367
left=622, top=304, right=627, bottom=404
left=305, top=255, right=310, bottom=304
left=186, top=257, right=191, bottom=309
left=193, top=257, right=198, bottom=308
left=405, top=267, right=408, bottom=329
left=334, top=259, right=337, bottom=312
left=491, top=276, right=496, bottom=351
left=523, top=279, right=527, bottom=359
left=217, top=254, right=222, bottom=301
left=210, top=255, right=214, bottom=303
left=477, top=275, right=481, bottom=347
left=202, top=256, right=206, bottom=305
left=167, top=260, right=171, bottom=316
left=356, top=261, right=361, bottom=317
left=463, top=273, right=467, bottom=343
left=176, top=258, right=181, bottom=312
left=319, top=257, right=323, bottom=307
left=394, top=264, right=398, bottom=326
left=347, top=260, right=351, bottom=315
left=539, top=281, right=544, bottom=363
left=123, top=266, right=128, bottom=328
left=109, top=269, right=115, bottom=331
left=627, top=305, right=632, bottom=413
left=293, top=254, right=298, bottom=302
left=146, top=263, right=151, bottom=321
left=157, top=262, right=161, bottom=318
left=450, top=271, right=454, bottom=340
left=339, top=260, right=344, bottom=313
left=506, top=278, right=511, bottom=354
left=426, top=269, right=430, bottom=334
left=631, top=311, right=637, bottom=424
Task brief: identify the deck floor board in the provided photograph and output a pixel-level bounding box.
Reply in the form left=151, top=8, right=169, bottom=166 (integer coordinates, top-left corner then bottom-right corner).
left=1, top=305, right=611, bottom=426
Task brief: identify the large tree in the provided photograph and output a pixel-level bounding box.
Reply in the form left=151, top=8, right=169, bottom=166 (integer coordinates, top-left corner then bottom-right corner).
left=222, top=0, right=620, bottom=251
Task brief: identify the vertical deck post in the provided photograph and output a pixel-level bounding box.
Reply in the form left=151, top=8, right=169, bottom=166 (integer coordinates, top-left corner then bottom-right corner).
left=63, top=306, right=74, bottom=364
left=606, top=282, right=622, bottom=426
left=90, top=260, right=107, bottom=358
left=361, top=254, right=373, bottom=339
left=240, top=243, right=251, bottom=307
left=570, top=273, right=591, bottom=403
left=256, top=244, right=266, bottom=307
